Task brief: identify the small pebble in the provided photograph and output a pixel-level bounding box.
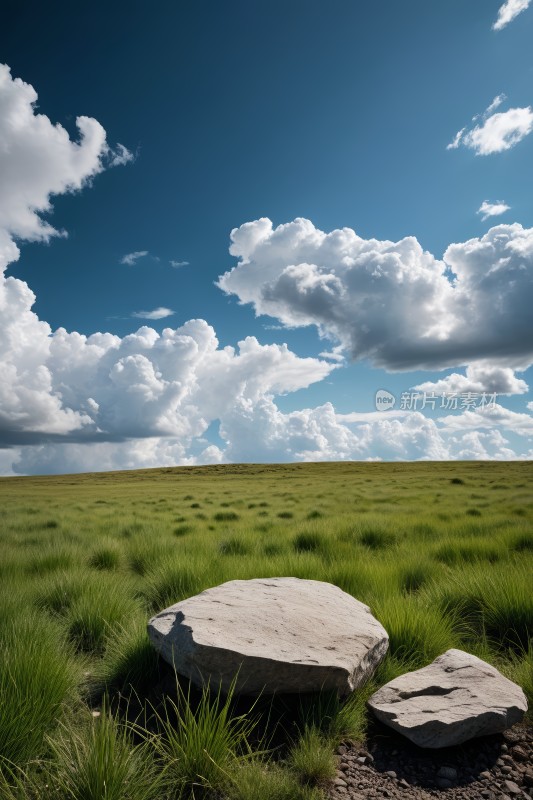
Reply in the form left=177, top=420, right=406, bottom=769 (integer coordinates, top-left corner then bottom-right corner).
left=503, top=780, right=522, bottom=795
left=438, top=765, right=458, bottom=780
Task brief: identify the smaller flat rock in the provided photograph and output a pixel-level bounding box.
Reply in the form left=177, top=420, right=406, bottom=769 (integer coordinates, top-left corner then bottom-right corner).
left=367, top=649, right=527, bottom=748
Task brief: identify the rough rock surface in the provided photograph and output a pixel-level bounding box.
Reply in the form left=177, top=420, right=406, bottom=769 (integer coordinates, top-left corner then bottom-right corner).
left=327, top=722, right=533, bottom=800
left=147, top=577, right=388, bottom=694
left=368, top=649, right=527, bottom=748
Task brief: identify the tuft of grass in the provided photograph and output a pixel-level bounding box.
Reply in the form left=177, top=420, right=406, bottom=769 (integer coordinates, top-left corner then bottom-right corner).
left=34, top=570, right=87, bottom=616
left=153, top=679, right=258, bottom=798
left=511, top=532, right=533, bottom=552
left=66, top=578, right=141, bottom=653
left=450, top=477, right=464, bottom=485
left=372, top=596, right=457, bottom=669
left=292, top=531, right=328, bottom=555
left=425, top=563, right=532, bottom=651
left=88, top=543, right=121, bottom=571
left=93, top=619, right=161, bottom=699
left=0, top=615, right=78, bottom=767
left=360, top=527, right=395, bottom=550
left=287, top=726, right=335, bottom=786
left=26, top=544, right=74, bottom=575
left=397, top=561, right=435, bottom=594
left=219, top=537, right=251, bottom=556
left=214, top=511, right=240, bottom=522
left=174, top=524, right=193, bottom=537
left=47, top=703, right=160, bottom=800
left=144, top=560, right=208, bottom=611
left=127, top=537, right=175, bottom=576
left=225, top=761, right=322, bottom=800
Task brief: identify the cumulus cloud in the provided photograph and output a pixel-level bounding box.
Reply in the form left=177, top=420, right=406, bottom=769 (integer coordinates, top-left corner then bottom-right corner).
left=477, top=200, right=511, bottom=220
left=447, top=96, right=533, bottom=155
left=439, top=402, right=533, bottom=436
left=413, top=363, right=528, bottom=397
left=120, top=250, right=149, bottom=265
left=0, top=64, right=130, bottom=244
left=2, top=312, right=334, bottom=445
left=493, top=0, right=531, bottom=30
left=170, top=260, right=189, bottom=268
left=218, top=217, right=533, bottom=371
left=131, top=307, right=175, bottom=320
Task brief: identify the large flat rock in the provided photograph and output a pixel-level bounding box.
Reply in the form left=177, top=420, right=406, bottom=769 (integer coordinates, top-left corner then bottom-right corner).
left=368, top=649, right=527, bottom=748
left=147, top=577, right=389, bottom=694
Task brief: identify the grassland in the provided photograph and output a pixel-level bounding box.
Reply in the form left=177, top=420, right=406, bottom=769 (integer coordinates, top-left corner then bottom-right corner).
left=0, top=461, right=531, bottom=799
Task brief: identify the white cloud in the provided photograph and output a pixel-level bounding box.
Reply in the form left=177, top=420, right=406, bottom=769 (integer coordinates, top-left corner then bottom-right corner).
left=465, top=107, right=533, bottom=155
left=484, top=94, right=506, bottom=115
left=447, top=429, right=518, bottom=461
left=493, top=0, right=531, bottom=30
left=218, top=217, right=533, bottom=371
left=447, top=127, right=465, bottom=150
left=170, top=260, right=189, bottom=268
left=448, top=97, right=533, bottom=155
left=131, top=307, right=175, bottom=320
left=414, top=363, right=528, bottom=396
left=0, top=63, right=130, bottom=245
left=477, top=200, right=511, bottom=221
left=120, top=250, right=149, bottom=265
left=318, top=347, right=345, bottom=362
left=108, top=143, right=135, bottom=167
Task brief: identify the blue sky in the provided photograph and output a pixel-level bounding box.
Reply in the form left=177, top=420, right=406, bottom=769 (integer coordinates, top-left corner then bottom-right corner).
left=1, top=0, right=533, bottom=473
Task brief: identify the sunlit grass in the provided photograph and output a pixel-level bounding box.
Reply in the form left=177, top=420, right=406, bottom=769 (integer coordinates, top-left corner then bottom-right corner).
left=0, top=460, right=531, bottom=797
left=47, top=703, right=160, bottom=800
left=0, top=614, right=79, bottom=768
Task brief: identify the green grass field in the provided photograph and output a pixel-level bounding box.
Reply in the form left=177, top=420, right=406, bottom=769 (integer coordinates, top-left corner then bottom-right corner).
left=0, top=461, right=531, bottom=799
